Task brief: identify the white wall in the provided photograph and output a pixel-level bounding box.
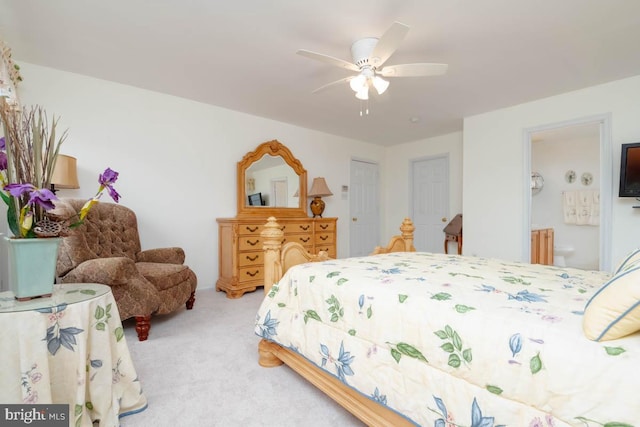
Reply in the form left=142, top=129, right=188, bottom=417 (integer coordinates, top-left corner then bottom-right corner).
left=382, top=131, right=463, bottom=239
left=532, top=134, right=600, bottom=269
left=464, top=75, right=640, bottom=270
left=17, top=63, right=385, bottom=290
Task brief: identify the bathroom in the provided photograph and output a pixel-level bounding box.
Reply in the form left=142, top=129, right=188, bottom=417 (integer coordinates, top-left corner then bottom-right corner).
left=531, top=122, right=600, bottom=270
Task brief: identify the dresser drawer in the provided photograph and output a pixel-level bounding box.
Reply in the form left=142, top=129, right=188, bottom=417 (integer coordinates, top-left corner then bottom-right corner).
left=315, top=221, right=335, bottom=232
left=238, top=236, right=263, bottom=251
left=281, top=221, right=313, bottom=234
left=315, top=246, right=336, bottom=258
left=283, top=234, right=313, bottom=246
left=238, top=265, right=263, bottom=283
left=315, top=232, right=335, bottom=245
left=238, top=251, right=263, bottom=267
left=238, top=223, right=263, bottom=236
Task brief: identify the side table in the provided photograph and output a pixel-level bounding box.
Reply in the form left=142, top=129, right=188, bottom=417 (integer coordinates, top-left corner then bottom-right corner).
left=0, top=283, right=147, bottom=427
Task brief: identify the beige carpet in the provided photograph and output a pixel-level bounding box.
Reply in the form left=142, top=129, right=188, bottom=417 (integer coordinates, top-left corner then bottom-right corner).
left=119, top=288, right=363, bottom=427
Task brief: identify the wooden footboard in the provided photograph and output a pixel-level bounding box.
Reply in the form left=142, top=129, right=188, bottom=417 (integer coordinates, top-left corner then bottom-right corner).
left=370, top=217, right=416, bottom=255
left=258, top=339, right=414, bottom=426
left=258, top=216, right=417, bottom=426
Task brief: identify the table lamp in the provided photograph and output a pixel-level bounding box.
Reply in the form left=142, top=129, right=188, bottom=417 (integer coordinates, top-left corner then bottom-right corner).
left=50, top=154, right=80, bottom=193
left=308, top=177, right=333, bottom=218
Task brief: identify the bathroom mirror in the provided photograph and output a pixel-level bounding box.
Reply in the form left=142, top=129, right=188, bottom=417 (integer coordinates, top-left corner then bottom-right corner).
left=237, top=140, right=307, bottom=218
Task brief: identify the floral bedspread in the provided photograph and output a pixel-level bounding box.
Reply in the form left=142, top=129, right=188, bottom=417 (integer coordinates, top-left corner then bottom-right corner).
left=255, top=252, right=640, bottom=427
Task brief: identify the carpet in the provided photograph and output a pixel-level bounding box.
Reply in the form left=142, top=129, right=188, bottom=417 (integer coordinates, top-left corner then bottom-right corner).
left=119, top=288, right=364, bottom=427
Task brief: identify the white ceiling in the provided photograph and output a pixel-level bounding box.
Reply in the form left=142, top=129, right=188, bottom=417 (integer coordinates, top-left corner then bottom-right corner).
left=2, top=0, right=640, bottom=146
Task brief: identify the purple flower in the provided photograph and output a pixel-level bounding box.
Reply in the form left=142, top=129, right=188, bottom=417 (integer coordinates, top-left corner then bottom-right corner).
left=99, top=167, right=118, bottom=186
left=27, top=188, right=58, bottom=211
left=0, top=151, right=6, bottom=170
left=0, top=136, right=5, bottom=150
left=4, top=184, right=58, bottom=211
left=4, top=183, right=36, bottom=197
left=98, top=167, right=120, bottom=202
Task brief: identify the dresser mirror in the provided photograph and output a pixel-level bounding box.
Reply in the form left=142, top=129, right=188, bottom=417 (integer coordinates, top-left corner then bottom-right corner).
left=237, top=140, right=308, bottom=217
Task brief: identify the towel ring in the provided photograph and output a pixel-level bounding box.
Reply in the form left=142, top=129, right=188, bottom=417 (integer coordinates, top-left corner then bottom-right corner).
left=531, top=172, right=544, bottom=195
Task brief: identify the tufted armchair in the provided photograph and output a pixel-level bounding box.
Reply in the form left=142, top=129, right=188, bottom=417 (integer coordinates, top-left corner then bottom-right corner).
left=54, top=199, right=197, bottom=341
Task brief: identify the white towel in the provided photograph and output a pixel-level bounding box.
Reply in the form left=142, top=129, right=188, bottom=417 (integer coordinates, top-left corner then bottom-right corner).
left=563, top=191, right=577, bottom=224
left=576, top=191, right=593, bottom=225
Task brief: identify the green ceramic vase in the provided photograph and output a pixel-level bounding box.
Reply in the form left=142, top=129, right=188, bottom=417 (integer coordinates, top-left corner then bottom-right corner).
left=4, top=236, right=61, bottom=300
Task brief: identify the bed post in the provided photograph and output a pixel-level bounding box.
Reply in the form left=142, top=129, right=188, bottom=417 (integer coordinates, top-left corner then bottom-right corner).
left=261, top=216, right=284, bottom=295
left=400, top=217, right=415, bottom=251
left=370, top=217, right=416, bottom=255
left=259, top=217, right=286, bottom=367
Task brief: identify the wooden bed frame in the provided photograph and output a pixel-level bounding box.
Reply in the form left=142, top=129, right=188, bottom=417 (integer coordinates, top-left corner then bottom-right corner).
left=258, top=217, right=416, bottom=427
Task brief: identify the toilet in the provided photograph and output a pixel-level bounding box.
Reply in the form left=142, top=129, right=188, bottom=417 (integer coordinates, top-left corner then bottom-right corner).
left=554, top=245, right=575, bottom=267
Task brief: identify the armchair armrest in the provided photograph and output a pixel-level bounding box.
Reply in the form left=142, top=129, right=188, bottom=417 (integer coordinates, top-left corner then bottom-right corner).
left=61, top=257, right=138, bottom=286
left=136, top=247, right=185, bottom=264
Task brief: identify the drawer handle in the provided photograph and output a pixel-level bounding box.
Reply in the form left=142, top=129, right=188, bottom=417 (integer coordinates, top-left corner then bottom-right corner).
left=320, top=224, right=329, bottom=229
left=246, top=255, right=259, bottom=261
left=280, top=226, right=286, bottom=231
left=300, top=225, right=310, bottom=231
left=320, top=235, right=328, bottom=241
left=246, top=270, right=259, bottom=277
left=246, top=239, right=259, bottom=246
left=246, top=226, right=259, bottom=232
left=301, top=237, right=310, bottom=243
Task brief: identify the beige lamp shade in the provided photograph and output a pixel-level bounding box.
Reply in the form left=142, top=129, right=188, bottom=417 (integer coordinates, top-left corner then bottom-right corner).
left=51, top=154, right=80, bottom=189
left=308, top=177, right=333, bottom=197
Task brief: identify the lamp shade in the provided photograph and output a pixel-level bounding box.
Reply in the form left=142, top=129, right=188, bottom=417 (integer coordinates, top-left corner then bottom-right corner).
left=372, top=76, right=389, bottom=95
left=51, top=154, right=80, bottom=189
left=308, top=177, right=333, bottom=197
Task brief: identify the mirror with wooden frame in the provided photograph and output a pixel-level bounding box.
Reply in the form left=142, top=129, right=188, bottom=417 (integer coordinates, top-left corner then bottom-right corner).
left=237, top=140, right=308, bottom=218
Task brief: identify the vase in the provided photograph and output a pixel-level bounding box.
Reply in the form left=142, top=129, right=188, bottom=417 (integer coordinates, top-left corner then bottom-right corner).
left=3, top=236, right=61, bottom=301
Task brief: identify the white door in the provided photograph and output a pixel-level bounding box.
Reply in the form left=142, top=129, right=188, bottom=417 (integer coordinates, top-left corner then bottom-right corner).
left=411, top=156, right=449, bottom=252
left=350, top=159, right=380, bottom=257
left=271, top=178, right=288, bottom=207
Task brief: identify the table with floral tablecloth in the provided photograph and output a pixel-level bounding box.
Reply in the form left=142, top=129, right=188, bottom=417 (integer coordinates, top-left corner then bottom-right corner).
left=0, top=283, right=147, bottom=427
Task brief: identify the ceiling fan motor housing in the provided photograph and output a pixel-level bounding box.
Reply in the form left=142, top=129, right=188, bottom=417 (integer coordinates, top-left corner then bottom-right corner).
left=351, top=38, right=379, bottom=68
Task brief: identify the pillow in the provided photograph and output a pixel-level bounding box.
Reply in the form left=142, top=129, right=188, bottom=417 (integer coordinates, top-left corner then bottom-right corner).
left=613, top=248, right=640, bottom=274
left=583, top=265, right=640, bottom=341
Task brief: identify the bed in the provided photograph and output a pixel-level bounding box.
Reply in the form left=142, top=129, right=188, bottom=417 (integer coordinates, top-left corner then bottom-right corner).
left=254, top=217, right=640, bottom=426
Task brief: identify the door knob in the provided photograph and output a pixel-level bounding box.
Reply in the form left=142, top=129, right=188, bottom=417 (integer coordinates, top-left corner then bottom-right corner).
left=442, top=217, right=447, bottom=222
left=352, top=217, right=358, bottom=222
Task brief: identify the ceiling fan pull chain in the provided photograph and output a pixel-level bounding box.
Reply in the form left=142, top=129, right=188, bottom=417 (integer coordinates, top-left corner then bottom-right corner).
left=358, top=100, right=370, bottom=117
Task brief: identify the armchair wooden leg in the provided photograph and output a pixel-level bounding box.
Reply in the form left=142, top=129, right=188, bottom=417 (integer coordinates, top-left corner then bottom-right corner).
left=135, top=315, right=151, bottom=341
left=186, top=291, right=196, bottom=310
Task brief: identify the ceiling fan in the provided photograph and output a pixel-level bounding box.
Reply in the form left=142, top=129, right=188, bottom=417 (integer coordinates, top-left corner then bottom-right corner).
left=297, top=21, right=448, bottom=101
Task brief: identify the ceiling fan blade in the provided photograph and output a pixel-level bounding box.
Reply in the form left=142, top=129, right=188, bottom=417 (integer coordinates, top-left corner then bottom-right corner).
left=297, top=49, right=360, bottom=72
left=311, top=76, right=353, bottom=94
left=378, top=63, right=448, bottom=77
left=369, top=21, right=410, bottom=68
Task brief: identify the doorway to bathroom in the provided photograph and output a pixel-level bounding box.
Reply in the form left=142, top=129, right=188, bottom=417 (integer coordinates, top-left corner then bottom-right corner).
left=525, top=115, right=612, bottom=271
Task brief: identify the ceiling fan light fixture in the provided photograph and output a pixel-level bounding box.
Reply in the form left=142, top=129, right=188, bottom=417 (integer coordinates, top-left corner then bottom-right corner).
left=372, top=76, right=389, bottom=95
left=349, top=74, right=366, bottom=92
left=355, top=87, right=369, bottom=100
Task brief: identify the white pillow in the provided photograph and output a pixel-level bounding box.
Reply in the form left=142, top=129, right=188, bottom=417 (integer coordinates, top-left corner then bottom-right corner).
left=614, top=248, right=640, bottom=274
left=583, top=265, right=640, bottom=341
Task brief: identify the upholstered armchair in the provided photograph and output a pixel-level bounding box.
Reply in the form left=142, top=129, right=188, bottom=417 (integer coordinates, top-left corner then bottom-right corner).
left=54, top=199, right=197, bottom=341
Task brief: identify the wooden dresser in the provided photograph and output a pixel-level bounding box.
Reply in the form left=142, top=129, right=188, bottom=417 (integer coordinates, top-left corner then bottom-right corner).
left=216, top=217, right=337, bottom=298
left=217, top=139, right=338, bottom=298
